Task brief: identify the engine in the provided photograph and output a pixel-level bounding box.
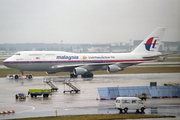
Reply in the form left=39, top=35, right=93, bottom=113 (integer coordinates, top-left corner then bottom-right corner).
left=73, top=67, right=87, bottom=75
left=107, top=65, right=122, bottom=73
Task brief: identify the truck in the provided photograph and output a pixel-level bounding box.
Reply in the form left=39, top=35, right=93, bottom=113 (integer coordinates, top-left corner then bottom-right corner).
left=115, top=97, right=146, bottom=113
left=6, top=74, right=33, bottom=79
left=28, top=89, right=51, bottom=98
left=135, top=93, right=147, bottom=100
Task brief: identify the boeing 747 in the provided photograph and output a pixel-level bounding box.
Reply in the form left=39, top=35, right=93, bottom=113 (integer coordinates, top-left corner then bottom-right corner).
left=3, top=27, right=166, bottom=78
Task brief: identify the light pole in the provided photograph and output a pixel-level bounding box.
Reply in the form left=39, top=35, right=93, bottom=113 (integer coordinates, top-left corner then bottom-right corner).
left=129, top=39, right=132, bottom=52
left=61, top=40, right=63, bottom=51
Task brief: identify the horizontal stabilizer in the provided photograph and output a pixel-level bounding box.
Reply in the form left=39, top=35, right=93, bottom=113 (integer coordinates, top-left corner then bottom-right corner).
left=142, top=52, right=177, bottom=59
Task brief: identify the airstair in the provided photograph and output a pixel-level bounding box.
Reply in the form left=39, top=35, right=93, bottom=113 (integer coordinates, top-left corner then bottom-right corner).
left=45, top=80, right=58, bottom=91
left=63, top=79, right=80, bottom=93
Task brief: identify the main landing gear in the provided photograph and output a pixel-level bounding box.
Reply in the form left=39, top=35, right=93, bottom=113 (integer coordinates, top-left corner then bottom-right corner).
left=70, top=72, right=94, bottom=78
left=70, top=74, right=78, bottom=78
left=81, top=72, right=93, bottom=78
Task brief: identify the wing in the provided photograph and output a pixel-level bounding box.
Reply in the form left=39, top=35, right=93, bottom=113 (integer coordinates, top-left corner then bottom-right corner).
left=47, top=62, right=133, bottom=74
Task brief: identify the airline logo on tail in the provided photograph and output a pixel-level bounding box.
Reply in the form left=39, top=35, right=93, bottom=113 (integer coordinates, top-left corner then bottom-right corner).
left=145, top=37, right=158, bottom=51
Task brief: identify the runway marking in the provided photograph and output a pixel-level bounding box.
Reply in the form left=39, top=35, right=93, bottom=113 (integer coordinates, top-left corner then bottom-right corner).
left=15, top=105, right=35, bottom=113
left=63, top=109, right=70, bottom=111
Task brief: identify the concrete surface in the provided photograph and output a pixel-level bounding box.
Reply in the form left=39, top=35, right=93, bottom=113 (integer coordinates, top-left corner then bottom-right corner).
left=0, top=73, right=180, bottom=119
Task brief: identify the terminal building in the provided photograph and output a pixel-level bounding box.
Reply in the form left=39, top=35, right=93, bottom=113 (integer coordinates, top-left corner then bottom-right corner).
left=0, top=41, right=179, bottom=55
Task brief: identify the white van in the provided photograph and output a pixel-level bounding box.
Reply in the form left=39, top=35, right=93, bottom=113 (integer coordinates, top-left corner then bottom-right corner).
left=115, top=97, right=146, bottom=113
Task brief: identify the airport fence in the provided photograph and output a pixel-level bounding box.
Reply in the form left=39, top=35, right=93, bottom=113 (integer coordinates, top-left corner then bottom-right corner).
left=97, top=85, right=180, bottom=100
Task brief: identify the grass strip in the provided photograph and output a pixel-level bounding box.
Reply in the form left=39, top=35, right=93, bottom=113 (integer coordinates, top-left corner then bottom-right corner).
left=12, top=114, right=175, bottom=120
left=0, top=67, right=179, bottom=77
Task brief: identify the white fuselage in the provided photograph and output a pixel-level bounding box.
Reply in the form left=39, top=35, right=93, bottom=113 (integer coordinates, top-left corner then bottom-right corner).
left=3, top=51, right=154, bottom=72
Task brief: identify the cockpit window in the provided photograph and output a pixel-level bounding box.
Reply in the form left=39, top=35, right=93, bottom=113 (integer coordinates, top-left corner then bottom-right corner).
left=15, top=53, right=20, bottom=55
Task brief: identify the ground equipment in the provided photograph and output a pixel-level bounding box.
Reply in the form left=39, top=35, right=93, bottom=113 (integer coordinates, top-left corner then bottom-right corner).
left=63, top=79, right=80, bottom=93
left=28, top=89, right=51, bottom=98
left=45, top=80, right=58, bottom=91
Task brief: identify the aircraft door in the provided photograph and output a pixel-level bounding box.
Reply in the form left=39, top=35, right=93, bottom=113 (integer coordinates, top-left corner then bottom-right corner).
left=28, top=58, right=32, bottom=68
left=42, top=53, right=46, bottom=61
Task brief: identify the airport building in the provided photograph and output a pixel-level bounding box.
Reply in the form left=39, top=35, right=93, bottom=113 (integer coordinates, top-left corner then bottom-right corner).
left=0, top=41, right=179, bottom=55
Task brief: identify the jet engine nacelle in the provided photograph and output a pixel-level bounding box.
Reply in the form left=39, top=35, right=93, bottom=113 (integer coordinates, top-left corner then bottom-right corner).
left=107, top=65, right=122, bottom=73
left=73, top=67, right=88, bottom=75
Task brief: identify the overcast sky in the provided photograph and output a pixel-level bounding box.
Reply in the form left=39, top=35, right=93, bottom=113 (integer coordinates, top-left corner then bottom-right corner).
left=0, top=0, right=179, bottom=44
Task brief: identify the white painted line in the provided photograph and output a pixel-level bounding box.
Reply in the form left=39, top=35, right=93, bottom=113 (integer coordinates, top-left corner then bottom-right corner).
left=15, top=105, right=35, bottom=113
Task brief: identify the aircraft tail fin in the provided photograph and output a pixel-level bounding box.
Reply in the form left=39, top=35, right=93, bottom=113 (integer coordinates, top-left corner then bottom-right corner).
left=131, top=27, right=165, bottom=54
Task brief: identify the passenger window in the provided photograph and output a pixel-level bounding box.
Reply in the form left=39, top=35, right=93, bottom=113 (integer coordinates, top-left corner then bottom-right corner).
left=132, top=100, right=137, bottom=103
left=138, top=100, right=143, bottom=104
left=15, top=53, right=20, bottom=55
left=122, top=100, right=130, bottom=104
left=116, top=100, right=120, bottom=103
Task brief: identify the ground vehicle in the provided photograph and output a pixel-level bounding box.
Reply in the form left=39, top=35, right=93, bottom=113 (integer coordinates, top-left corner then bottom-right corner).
left=115, top=97, right=146, bottom=113
left=164, top=82, right=179, bottom=86
left=135, top=93, right=147, bottom=100
left=15, top=93, right=26, bottom=99
left=6, top=74, right=33, bottom=79
left=28, top=89, right=51, bottom=98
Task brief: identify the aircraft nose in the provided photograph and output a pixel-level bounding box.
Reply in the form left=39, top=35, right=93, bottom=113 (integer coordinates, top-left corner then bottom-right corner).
left=3, top=59, right=8, bottom=66
left=3, top=57, right=12, bottom=67
left=3, top=58, right=14, bottom=70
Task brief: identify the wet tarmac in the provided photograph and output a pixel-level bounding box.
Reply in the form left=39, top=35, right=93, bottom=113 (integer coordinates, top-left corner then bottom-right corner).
left=0, top=73, right=180, bottom=120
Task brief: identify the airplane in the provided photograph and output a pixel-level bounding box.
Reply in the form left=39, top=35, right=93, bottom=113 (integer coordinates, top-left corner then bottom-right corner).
left=3, top=27, right=166, bottom=78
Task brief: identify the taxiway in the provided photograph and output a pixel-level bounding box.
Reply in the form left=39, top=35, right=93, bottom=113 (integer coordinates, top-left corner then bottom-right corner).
left=0, top=73, right=180, bottom=119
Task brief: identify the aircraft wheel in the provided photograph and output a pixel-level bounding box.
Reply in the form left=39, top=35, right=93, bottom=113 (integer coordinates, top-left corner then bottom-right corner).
left=31, top=94, right=33, bottom=98
left=70, top=74, right=77, bottom=78
left=81, top=73, right=93, bottom=78
left=124, top=108, right=128, bottom=113
left=141, top=107, right=145, bottom=113
left=28, top=75, right=32, bottom=79
left=119, top=109, right=123, bottom=113
left=15, top=75, right=19, bottom=79
left=136, top=109, right=140, bottom=113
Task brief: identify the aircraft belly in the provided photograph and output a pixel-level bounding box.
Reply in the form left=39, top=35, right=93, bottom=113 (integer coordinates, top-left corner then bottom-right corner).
left=4, top=64, right=18, bottom=70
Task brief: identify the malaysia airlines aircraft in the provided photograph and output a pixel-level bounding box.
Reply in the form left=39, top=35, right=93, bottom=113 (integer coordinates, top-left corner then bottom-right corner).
left=3, top=27, right=166, bottom=78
